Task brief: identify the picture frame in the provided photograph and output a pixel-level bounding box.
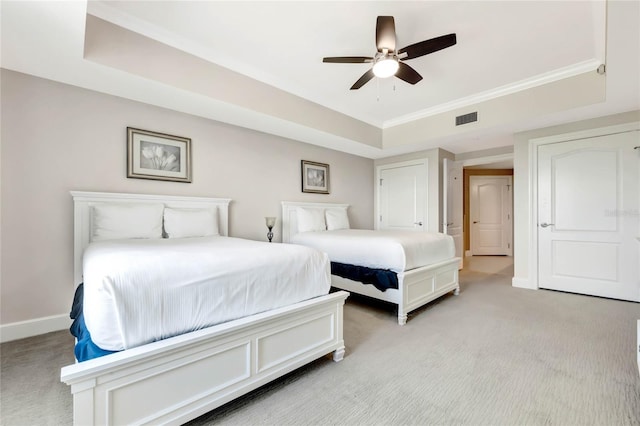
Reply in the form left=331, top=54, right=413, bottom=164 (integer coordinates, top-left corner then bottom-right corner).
left=127, top=127, right=192, bottom=183
left=301, top=160, right=330, bottom=194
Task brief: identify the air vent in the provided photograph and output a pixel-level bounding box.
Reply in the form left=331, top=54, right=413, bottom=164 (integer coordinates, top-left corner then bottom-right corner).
left=456, top=112, right=478, bottom=126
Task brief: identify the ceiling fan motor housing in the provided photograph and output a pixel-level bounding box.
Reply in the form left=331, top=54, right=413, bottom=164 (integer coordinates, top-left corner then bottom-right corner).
left=322, top=16, right=457, bottom=89
left=373, top=51, right=400, bottom=78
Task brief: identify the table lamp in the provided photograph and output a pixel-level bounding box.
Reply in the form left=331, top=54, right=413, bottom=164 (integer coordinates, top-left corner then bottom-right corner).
left=265, top=217, right=276, bottom=242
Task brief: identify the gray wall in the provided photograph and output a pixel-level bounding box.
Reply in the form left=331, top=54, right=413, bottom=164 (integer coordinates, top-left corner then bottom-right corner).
left=0, top=70, right=374, bottom=325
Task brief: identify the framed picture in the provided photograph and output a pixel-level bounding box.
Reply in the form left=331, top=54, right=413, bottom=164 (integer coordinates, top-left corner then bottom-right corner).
left=301, top=160, right=330, bottom=194
left=127, top=127, right=192, bottom=183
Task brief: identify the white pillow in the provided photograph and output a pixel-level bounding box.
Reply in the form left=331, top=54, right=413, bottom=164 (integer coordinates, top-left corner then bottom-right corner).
left=163, top=208, right=219, bottom=238
left=297, top=207, right=326, bottom=233
left=326, top=208, right=350, bottom=230
left=92, top=203, right=164, bottom=241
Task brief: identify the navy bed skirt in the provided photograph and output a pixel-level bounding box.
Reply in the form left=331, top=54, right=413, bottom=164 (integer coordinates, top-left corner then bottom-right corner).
left=330, top=262, right=398, bottom=292
left=70, top=284, right=116, bottom=362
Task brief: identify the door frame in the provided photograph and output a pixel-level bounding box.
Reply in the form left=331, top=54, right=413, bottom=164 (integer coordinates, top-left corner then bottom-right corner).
left=528, top=122, right=640, bottom=291
left=375, top=159, right=429, bottom=231
left=443, top=158, right=464, bottom=268
left=462, top=164, right=514, bottom=257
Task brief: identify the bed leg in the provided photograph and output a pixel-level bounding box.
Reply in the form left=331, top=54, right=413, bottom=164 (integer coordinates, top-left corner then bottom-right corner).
left=398, top=313, right=408, bottom=326
left=454, top=286, right=460, bottom=296
left=332, top=346, right=345, bottom=362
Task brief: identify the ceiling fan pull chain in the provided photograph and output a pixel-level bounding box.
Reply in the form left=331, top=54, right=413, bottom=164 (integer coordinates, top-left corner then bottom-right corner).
left=376, top=77, right=380, bottom=102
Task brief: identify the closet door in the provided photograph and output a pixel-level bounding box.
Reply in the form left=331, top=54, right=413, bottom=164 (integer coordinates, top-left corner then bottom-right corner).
left=537, top=131, right=639, bottom=302
left=377, top=160, right=428, bottom=231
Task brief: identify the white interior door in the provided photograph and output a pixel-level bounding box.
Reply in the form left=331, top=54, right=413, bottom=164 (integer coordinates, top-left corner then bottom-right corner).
left=444, top=158, right=464, bottom=267
left=470, top=176, right=512, bottom=255
left=537, top=131, right=639, bottom=302
left=378, top=161, right=427, bottom=231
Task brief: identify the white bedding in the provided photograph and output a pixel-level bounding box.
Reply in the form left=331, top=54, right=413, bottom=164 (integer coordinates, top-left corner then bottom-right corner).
left=83, top=236, right=331, bottom=351
left=290, top=229, right=455, bottom=273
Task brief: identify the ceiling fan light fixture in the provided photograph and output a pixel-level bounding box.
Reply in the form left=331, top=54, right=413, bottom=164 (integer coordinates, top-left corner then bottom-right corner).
left=372, top=57, right=399, bottom=78
left=324, top=16, right=457, bottom=89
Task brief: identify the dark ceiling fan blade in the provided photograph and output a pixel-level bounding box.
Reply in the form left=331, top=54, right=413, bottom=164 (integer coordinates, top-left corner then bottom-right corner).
left=376, top=16, right=396, bottom=52
left=395, top=62, right=423, bottom=85
left=323, top=56, right=373, bottom=63
left=350, top=69, right=375, bottom=90
left=398, top=33, right=457, bottom=60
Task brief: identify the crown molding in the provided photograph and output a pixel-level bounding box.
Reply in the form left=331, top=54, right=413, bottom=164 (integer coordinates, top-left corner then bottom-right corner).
left=383, top=59, right=602, bottom=128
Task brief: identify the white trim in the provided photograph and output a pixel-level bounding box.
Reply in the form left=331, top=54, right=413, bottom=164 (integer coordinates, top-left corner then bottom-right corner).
left=528, top=122, right=640, bottom=146
left=0, top=314, right=71, bottom=343
left=527, top=121, right=640, bottom=292
left=460, top=153, right=514, bottom=168
left=528, top=137, right=540, bottom=291
left=443, top=157, right=449, bottom=234
left=383, top=59, right=601, bottom=128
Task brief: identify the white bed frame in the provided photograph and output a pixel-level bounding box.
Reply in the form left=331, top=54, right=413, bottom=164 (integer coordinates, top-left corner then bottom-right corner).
left=282, top=201, right=459, bottom=325
left=61, top=192, right=348, bottom=425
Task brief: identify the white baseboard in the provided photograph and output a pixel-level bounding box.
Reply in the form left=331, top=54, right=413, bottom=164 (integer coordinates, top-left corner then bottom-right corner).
left=512, top=277, right=537, bottom=290
left=0, top=314, right=71, bottom=343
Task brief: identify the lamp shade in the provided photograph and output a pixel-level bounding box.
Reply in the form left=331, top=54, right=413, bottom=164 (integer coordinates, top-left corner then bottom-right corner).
left=265, top=217, right=276, bottom=228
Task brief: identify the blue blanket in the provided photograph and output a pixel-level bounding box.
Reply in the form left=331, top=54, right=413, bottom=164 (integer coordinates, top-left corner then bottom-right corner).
left=330, top=262, right=398, bottom=291
left=70, top=284, right=116, bottom=362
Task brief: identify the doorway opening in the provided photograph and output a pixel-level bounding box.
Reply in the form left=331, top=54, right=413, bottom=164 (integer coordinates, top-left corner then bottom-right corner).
left=463, top=167, right=514, bottom=257
left=463, top=255, right=514, bottom=276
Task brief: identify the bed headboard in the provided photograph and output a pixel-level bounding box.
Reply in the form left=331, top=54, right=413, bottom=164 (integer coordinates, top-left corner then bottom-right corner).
left=281, top=201, right=349, bottom=243
left=71, top=191, right=231, bottom=286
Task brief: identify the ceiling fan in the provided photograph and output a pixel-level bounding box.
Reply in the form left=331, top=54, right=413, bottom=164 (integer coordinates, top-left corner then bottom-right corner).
left=323, top=16, right=457, bottom=90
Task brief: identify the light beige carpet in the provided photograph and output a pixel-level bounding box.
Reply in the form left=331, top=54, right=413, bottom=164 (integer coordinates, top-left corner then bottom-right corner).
left=2, top=258, right=639, bottom=425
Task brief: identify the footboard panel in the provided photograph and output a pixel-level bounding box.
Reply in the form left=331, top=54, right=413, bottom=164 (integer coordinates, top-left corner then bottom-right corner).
left=404, top=258, right=460, bottom=313
left=61, top=291, right=348, bottom=426
left=330, top=258, right=459, bottom=325
left=104, top=341, right=251, bottom=425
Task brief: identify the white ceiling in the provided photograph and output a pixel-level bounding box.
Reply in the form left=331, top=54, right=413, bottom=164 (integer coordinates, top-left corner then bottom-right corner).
left=1, top=1, right=639, bottom=158
left=94, top=0, right=603, bottom=126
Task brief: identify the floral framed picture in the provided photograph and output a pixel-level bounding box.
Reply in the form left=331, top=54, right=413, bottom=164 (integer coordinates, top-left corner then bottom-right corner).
left=127, top=127, right=192, bottom=183
left=301, top=160, right=330, bottom=194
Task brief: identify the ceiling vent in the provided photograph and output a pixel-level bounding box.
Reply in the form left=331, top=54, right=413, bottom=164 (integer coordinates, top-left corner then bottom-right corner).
left=456, top=112, right=478, bottom=126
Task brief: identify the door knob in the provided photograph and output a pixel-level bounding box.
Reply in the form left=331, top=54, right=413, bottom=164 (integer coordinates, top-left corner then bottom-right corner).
left=540, top=222, right=555, bottom=228
left=414, top=221, right=423, bottom=226
left=473, top=221, right=478, bottom=224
